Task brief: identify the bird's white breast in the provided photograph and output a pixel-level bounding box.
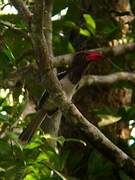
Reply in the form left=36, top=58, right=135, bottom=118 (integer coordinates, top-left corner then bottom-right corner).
left=60, top=76, right=76, bottom=100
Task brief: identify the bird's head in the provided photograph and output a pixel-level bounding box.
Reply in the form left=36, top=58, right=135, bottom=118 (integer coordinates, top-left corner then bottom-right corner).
left=71, top=51, right=104, bottom=69
left=69, top=51, right=105, bottom=84
left=85, top=51, right=105, bottom=62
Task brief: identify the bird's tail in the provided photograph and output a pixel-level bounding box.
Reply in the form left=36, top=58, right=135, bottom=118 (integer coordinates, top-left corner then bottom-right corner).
left=19, top=109, right=47, bottom=144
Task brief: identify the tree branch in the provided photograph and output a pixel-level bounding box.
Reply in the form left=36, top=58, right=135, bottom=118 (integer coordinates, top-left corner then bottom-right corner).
left=29, top=0, right=135, bottom=178
left=54, top=42, right=135, bottom=67
left=10, top=0, right=32, bottom=23
left=0, top=20, right=31, bottom=40
left=62, top=104, right=135, bottom=178
left=9, top=0, right=135, bottom=177
left=14, top=42, right=135, bottom=67
left=44, top=1, right=53, bottom=57
left=78, top=72, right=135, bottom=90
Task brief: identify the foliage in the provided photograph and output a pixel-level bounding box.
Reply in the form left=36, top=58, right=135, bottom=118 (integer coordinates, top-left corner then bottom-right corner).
left=0, top=0, right=134, bottom=179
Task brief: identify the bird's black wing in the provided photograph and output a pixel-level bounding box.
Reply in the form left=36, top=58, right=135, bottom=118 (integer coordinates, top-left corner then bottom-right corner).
left=37, top=90, right=49, bottom=110
left=37, top=70, right=68, bottom=110
left=57, top=70, right=68, bottom=80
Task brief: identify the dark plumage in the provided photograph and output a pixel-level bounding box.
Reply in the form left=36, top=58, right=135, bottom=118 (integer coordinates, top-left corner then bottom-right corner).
left=19, top=52, right=104, bottom=143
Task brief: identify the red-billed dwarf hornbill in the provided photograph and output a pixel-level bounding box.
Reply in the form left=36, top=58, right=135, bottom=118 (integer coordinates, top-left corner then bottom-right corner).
left=19, top=51, right=104, bottom=143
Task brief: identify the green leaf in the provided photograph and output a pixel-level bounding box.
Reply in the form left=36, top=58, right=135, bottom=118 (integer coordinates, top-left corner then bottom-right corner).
left=0, top=140, right=11, bottom=155
left=83, top=14, right=96, bottom=35
left=98, top=115, right=121, bottom=127
left=65, top=138, right=86, bottom=146
left=24, top=174, right=37, bottom=180
left=24, top=141, right=41, bottom=150
left=6, top=131, right=18, bottom=141
left=0, top=167, right=5, bottom=172
left=68, top=42, right=75, bottom=53
left=57, top=136, right=65, bottom=146
left=64, top=20, right=76, bottom=28
left=83, top=14, right=96, bottom=29
left=57, top=136, right=86, bottom=146
left=0, top=113, right=8, bottom=122
left=79, top=28, right=90, bottom=37
left=36, top=152, right=50, bottom=162
left=88, top=150, right=113, bottom=178
left=3, top=44, right=15, bottom=64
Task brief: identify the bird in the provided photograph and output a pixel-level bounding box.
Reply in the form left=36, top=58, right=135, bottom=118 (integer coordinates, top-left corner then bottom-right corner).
left=19, top=51, right=104, bottom=144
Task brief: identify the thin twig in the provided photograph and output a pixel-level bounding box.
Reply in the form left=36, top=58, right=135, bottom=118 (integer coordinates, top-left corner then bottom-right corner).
left=0, top=20, right=31, bottom=40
